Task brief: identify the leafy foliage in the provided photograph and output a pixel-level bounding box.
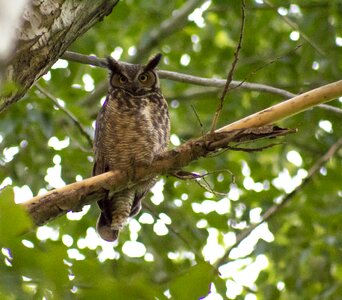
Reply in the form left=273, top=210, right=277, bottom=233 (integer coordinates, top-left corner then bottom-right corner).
left=1, top=0, right=342, bottom=299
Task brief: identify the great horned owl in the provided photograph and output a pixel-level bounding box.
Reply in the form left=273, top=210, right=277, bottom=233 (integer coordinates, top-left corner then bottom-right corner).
left=93, top=53, right=170, bottom=242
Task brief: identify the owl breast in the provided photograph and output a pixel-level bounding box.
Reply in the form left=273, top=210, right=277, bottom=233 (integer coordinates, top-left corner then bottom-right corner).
left=95, top=89, right=170, bottom=172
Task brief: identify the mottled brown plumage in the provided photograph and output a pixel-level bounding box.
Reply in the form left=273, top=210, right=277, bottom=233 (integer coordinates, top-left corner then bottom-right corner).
left=93, top=54, right=170, bottom=242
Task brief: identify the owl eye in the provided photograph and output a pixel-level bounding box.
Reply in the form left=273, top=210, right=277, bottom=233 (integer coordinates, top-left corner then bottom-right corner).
left=119, top=75, right=127, bottom=83
left=138, top=73, right=149, bottom=82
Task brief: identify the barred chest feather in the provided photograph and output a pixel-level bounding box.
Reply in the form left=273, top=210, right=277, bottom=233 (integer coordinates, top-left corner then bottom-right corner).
left=98, top=89, right=170, bottom=170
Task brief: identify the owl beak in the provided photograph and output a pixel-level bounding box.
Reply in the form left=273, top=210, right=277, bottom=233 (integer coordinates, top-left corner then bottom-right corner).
left=131, top=83, right=141, bottom=94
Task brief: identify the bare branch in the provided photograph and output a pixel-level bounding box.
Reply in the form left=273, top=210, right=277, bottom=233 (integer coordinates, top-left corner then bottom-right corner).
left=318, top=104, right=342, bottom=115
left=190, top=104, right=204, bottom=135
left=35, top=84, right=93, bottom=149
left=215, top=136, right=342, bottom=268
left=62, top=51, right=342, bottom=116
left=217, top=80, right=342, bottom=132
left=62, top=50, right=297, bottom=98
left=233, top=44, right=303, bottom=91
left=61, top=51, right=107, bottom=68
left=264, top=0, right=325, bottom=56
left=22, top=126, right=292, bottom=225
left=210, top=0, right=246, bottom=132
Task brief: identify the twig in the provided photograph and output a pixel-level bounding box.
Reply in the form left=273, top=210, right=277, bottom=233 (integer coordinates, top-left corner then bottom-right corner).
left=35, top=84, right=93, bottom=149
left=195, top=177, right=229, bottom=197
left=215, top=136, right=342, bottom=268
left=169, top=88, right=219, bottom=100
left=264, top=0, right=325, bottom=56
left=61, top=51, right=107, bottom=68
left=227, top=142, right=283, bottom=152
left=171, top=169, right=234, bottom=187
left=210, top=0, right=246, bottom=133
left=191, top=104, right=204, bottom=135
left=81, top=80, right=107, bottom=107
left=232, top=44, right=303, bottom=92
left=142, top=202, right=204, bottom=261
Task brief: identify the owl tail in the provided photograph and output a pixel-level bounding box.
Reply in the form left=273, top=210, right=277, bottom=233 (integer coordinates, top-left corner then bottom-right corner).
left=96, top=189, right=136, bottom=242
left=96, top=213, right=120, bottom=242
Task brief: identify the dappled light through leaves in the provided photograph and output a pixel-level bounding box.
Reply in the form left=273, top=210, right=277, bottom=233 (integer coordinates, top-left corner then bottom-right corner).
left=1, top=0, right=342, bottom=299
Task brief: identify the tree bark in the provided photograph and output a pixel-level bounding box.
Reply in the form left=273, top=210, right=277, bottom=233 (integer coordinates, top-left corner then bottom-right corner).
left=22, top=126, right=293, bottom=225
left=0, top=0, right=119, bottom=113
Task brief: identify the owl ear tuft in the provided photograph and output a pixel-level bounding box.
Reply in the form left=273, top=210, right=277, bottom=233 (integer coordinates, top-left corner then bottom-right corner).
left=106, top=56, right=122, bottom=73
left=144, top=53, right=162, bottom=71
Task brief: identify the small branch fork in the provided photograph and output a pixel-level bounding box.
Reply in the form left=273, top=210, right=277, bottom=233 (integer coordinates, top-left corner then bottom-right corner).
left=215, top=136, right=342, bottom=268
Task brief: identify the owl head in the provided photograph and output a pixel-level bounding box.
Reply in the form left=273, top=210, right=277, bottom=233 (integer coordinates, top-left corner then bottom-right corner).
left=106, top=53, right=162, bottom=96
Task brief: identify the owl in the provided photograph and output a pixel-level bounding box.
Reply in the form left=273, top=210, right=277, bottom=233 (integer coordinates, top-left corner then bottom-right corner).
left=93, top=53, right=170, bottom=242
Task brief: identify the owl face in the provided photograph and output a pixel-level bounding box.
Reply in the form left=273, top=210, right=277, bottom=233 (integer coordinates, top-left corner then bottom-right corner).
left=106, top=54, right=162, bottom=96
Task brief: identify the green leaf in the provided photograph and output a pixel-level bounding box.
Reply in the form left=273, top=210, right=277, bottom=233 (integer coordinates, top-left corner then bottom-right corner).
left=0, top=187, right=33, bottom=245
left=169, top=262, right=215, bottom=300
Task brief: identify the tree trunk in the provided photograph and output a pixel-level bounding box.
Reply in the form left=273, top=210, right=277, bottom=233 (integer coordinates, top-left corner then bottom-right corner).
left=0, top=0, right=119, bottom=113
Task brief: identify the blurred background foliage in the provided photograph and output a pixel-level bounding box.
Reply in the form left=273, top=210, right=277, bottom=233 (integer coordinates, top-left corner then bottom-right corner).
left=1, top=0, right=342, bottom=299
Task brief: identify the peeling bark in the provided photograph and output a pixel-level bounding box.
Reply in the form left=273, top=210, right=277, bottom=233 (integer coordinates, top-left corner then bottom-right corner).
left=0, top=0, right=119, bottom=113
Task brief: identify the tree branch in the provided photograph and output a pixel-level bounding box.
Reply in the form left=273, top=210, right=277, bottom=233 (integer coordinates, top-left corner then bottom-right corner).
left=61, top=50, right=296, bottom=98
left=264, top=0, right=325, bottom=56
left=22, top=127, right=293, bottom=225
left=61, top=51, right=342, bottom=116
left=217, top=79, right=342, bottom=132
left=0, top=0, right=119, bottom=113
left=210, top=0, right=246, bottom=132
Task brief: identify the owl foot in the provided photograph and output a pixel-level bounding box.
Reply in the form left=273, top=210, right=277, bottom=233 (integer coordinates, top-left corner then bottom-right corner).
left=96, top=214, right=120, bottom=242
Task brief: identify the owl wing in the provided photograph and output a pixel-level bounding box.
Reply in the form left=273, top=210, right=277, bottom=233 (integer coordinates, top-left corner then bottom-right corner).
left=92, top=102, right=110, bottom=213
left=92, top=102, right=109, bottom=176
